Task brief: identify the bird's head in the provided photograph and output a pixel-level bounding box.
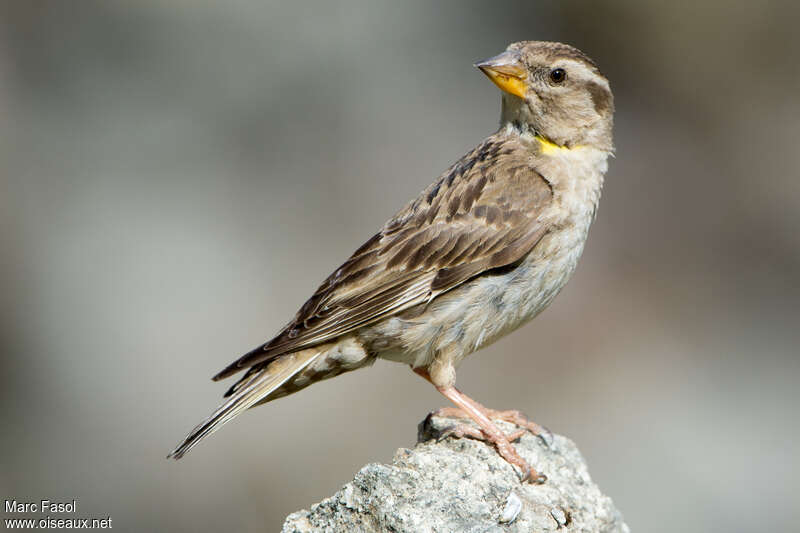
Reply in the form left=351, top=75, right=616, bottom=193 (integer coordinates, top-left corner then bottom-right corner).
left=476, top=41, right=614, bottom=152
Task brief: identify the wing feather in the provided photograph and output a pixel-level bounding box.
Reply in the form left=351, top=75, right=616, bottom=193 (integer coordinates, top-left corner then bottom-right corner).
left=214, top=135, right=553, bottom=380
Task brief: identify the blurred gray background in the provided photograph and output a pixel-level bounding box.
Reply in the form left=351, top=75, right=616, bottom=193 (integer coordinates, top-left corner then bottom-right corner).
left=1, top=1, right=799, bottom=531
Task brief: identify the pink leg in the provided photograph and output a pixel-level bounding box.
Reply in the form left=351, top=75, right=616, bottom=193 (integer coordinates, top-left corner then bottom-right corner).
left=413, top=368, right=545, bottom=483
left=433, top=406, right=552, bottom=447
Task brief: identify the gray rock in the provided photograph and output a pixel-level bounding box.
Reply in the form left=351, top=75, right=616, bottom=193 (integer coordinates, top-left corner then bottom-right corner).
left=283, top=415, right=629, bottom=532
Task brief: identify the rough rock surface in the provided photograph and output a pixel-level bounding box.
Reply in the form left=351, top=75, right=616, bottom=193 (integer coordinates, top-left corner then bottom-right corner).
left=283, top=415, right=628, bottom=532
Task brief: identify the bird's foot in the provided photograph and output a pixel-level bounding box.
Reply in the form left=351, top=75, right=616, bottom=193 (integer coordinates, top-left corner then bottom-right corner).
left=430, top=415, right=526, bottom=444
left=433, top=406, right=553, bottom=448
left=426, top=414, right=544, bottom=483
left=412, top=368, right=547, bottom=483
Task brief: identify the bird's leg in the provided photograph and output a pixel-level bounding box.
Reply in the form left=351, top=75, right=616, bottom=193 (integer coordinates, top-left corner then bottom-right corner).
left=432, top=405, right=553, bottom=447
left=429, top=412, right=527, bottom=443
left=413, top=367, right=545, bottom=483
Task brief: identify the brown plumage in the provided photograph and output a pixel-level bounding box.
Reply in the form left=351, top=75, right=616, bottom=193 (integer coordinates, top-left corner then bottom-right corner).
left=215, top=137, right=552, bottom=383
left=169, top=41, right=614, bottom=483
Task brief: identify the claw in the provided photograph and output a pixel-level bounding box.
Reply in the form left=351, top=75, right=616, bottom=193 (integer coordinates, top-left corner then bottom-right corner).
left=531, top=472, right=548, bottom=484
left=519, top=467, right=547, bottom=484
left=535, top=425, right=554, bottom=448
left=519, top=468, right=547, bottom=485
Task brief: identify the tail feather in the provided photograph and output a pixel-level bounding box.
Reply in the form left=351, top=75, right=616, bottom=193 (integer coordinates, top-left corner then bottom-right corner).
left=167, top=349, right=322, bottom=459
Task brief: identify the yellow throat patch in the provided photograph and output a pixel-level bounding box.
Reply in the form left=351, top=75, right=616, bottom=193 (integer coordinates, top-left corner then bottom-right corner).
left=536, top=135, right=579, bottom=154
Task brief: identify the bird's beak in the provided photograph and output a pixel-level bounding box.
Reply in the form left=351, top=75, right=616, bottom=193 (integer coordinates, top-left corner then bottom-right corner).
left=475, top=51, right=527, bottom=99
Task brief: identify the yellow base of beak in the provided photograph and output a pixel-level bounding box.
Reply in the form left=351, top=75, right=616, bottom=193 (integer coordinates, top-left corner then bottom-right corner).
left=479, top=69, right=527, bottom=99
left=475, top=51, right=528, bottom=99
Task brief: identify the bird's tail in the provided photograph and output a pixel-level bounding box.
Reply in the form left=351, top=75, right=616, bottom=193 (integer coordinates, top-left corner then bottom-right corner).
left=167, top=348, right=322, bottom=459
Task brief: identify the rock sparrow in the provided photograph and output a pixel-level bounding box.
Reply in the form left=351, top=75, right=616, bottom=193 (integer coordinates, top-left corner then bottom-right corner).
left=169, top=41, right=614, bottom=483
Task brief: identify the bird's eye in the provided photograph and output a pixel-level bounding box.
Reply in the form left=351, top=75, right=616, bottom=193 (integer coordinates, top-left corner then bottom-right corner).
left=549, top=68, right=566, bottom=84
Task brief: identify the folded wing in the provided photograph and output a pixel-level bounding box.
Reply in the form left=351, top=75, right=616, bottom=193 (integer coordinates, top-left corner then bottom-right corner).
left=214, top=137, right=553, bottom=381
